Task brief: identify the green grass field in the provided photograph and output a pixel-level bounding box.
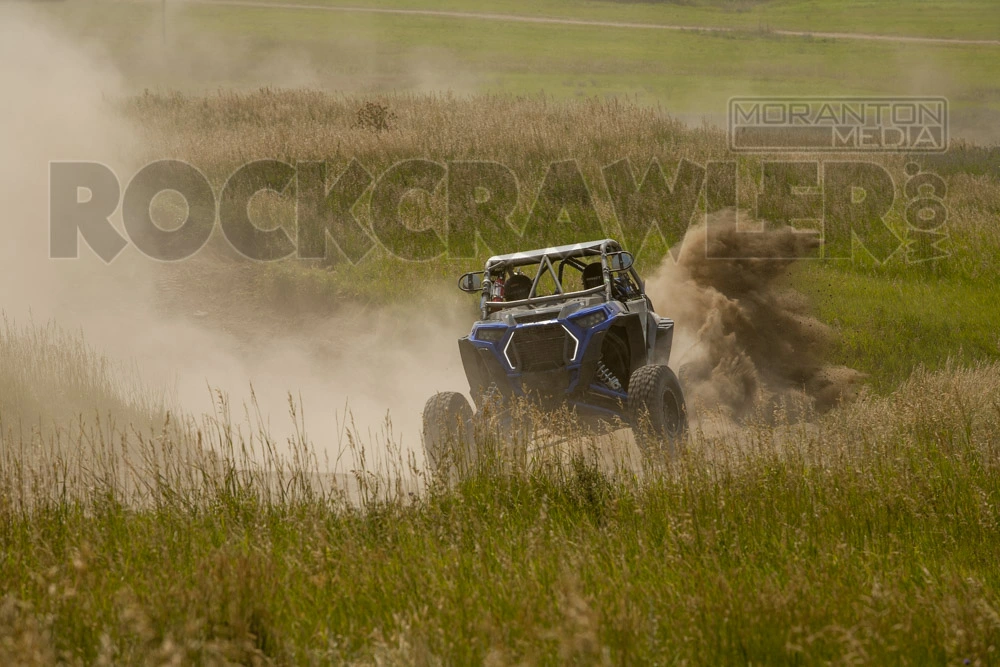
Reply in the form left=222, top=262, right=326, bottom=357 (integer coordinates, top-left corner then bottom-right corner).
left=189, top=0, right=1000, bottom=41
left=3, top=0, right=1000, bottom=663
left=3, top=349, right=999, bottom=663
left=40, top=0, right=1000, bottom=137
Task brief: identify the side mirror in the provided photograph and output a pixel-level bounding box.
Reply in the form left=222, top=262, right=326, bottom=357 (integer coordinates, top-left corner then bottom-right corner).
left=458, top=271, right=484, bottom=293
left=609, top=252, right=634, bottom=272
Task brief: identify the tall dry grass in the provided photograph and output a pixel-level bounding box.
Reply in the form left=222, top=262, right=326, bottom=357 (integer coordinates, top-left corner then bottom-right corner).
left=125, top=90, right=999, bottom=284
left=0, top=318, right=165, bottom=441
left=1, top=311, right=999, bottom=663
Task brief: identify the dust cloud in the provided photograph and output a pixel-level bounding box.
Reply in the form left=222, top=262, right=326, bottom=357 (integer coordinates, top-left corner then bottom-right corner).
left=648, top=210, right=864, bottom=421
left=0, top=7, right=467, bottom=466
left=2, top=5, right=865, bottom=470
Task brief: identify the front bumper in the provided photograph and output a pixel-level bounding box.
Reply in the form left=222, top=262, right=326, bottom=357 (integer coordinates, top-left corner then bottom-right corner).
left=459, top=304, right=618, bottom=403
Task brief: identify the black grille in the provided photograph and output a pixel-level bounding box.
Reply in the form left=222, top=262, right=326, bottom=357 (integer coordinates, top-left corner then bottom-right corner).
left=512, top=324, right=569, bottom=372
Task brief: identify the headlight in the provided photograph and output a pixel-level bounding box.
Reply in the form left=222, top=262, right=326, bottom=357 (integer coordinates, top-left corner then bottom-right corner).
left=571, top=309, right=607, bottom=329
left=474, top=326, right=506, bottom=343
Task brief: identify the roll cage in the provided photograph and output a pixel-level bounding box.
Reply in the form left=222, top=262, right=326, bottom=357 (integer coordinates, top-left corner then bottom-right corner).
left=459, top=239, right=643, bottom=320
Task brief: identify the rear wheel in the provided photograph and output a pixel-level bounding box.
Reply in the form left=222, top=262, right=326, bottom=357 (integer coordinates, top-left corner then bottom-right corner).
left=628, top=364, right=687, bottom=457
left=422, top=392, right=475, bottom=475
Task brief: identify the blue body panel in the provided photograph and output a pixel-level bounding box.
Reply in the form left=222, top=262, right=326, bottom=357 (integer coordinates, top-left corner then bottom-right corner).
left=465, top=302, right=629, bottom=417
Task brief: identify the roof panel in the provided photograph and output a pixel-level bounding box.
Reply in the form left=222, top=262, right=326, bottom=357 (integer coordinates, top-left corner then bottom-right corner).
left=486, top=239, right=620, bottom=268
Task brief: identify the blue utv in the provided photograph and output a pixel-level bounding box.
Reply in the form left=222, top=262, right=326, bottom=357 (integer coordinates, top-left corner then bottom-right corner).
left=422, top=239, right=687, bottom=469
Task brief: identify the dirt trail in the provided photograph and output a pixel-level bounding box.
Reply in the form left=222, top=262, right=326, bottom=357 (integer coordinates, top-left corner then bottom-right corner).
left=180, top=0, right=1000, bottom=47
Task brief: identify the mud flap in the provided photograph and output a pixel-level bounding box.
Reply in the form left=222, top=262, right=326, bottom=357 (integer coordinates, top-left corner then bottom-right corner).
left=652, top=317, right=674, bottom=366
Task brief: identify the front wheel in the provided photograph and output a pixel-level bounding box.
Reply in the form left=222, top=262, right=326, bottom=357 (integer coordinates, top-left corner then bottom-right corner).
left=628, top=364, right=688, bottom=457
left=422, top=391, right=475, bottom=475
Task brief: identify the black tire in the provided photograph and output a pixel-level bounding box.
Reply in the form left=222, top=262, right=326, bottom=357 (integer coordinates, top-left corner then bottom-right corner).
left=422, top=392, right=475, bottom=474
left=628, top=364, right=688, bottom=456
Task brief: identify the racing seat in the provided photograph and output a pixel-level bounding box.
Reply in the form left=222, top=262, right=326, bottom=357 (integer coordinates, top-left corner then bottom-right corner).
left=581, top=262, right=604, bottom=290
left=505, top=274, right=532, bottom=301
